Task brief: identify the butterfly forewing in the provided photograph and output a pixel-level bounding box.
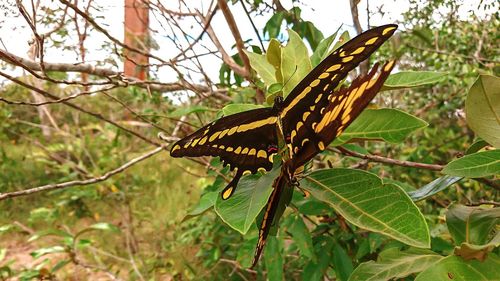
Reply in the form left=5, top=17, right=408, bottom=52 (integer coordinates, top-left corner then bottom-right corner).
left=280, top=24, right=398, bottom=148
left=170, top=108, right=280, bottom=199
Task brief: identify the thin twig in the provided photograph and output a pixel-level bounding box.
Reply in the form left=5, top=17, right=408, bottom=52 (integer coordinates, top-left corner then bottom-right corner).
left=335, top=146, right=444, bottom=171
left=0, top=146, right=166, bottom=201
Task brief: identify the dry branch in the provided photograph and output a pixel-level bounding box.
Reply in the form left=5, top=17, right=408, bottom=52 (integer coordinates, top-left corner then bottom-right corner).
left=0, top=146, right=167, bottom=201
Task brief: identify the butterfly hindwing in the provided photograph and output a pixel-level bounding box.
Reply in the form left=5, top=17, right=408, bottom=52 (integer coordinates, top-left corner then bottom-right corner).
left=291, top=61, right=396, bottom=169
left=251, top=170, right=287, bottom=268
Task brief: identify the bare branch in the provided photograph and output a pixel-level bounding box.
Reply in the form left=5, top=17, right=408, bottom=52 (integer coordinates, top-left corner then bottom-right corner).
left=0, top=70, right=161, bottom=146
left=335, top=146, right=444, bottom=171
left=217, top=0, right=251, bottom=78
left=0, top=146, right=167, bottom=201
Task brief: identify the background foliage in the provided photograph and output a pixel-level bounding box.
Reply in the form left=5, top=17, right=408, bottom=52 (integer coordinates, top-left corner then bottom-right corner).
left=0, top=0, right=498, bottom=280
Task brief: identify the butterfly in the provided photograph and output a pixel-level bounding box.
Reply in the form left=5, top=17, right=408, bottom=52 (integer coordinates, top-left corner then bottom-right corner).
left=170, top=24, right=398, bottom=267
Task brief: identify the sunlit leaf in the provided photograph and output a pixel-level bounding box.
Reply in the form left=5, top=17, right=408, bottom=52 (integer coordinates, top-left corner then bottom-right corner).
left=245, top=51, right=277, bottom=86
left=281, top=29, right=312, bottom=97
left=31, top=246, right=66, bottom=259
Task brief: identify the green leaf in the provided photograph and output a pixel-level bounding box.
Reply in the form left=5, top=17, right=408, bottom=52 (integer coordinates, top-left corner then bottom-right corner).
left=286, top=214, right=314, bottom=259
left=31, top=246, right=66, bottom=259
left=168, top=105, right=213, bottom=117
left=382, top=71, right=447, bottom=91
left=302, top=169, right=430, bottom=248
left=281, top=29, right=312, bottom=97
left=266, top=39, right=282, bottom=71
left=266, top=83, right=283, bottom=104
left=214, top=167, right=280, bottom=234
left=245, top=50, right=277, bottom=86
left=0, top=248, right=6, bottom=263
left=297, top=21, right=324, bottom=50
left=264, top=236, right=283, bottom=280
left=28, top=229, right=72, bottom=242
left=88, top=222, right=120, bottom=232
left=349, top=248, right=443, bottom=281
left=221, top=103, right=264, bottom=116
left=442, top=149, right=500, bottom=178
left=333, top=109, right=428, bottom=146
left=332, top=31, right=350, bottom=52
left=446, top=204, right=500, bottom=245
left=310, top=27, right=340, bottom=67
left=236, top=238, right=257, bottom=268
left=333, top=244, right=353, bottom=281
left=414, top=254, right=500, bottom=281
left=465, top=139, right=489, bottom=155
left=465, top=75, right=500, bottom=147
left=408, top=175, right=462, bottom=201
left=0, top=224, right=13, bottom=235
left=183, top=191, right=218, bottom=221
left=302, top=236, right=334, bottom=281
left=264, top=12, right=285, bottom=39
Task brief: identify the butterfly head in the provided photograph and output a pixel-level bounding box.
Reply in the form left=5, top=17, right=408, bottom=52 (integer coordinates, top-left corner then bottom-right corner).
left=273, top=95, right=284, bottom=112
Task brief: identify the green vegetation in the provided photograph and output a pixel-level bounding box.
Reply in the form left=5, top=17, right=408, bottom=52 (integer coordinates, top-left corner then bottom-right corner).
left=0, top=0, right=498, bottom=280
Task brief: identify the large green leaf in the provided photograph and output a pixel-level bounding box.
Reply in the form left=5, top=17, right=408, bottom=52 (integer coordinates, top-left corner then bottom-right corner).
left=446, top=204, right=500, bottom=245
left=408, top=175, right=462, bottom=202
left=414, top=254, right=500, bottom=281
left=302, top=169, right=430, bottom=248
left=245, top=50, right=277, bottom=86
left=442, top=149, right=500, bottom=178
left=382, top=71, right=447, bottom=91
left=214, top=167, right=280, bottom=234
left=465, top=75, right=500, bottom=147
left=281, top=29, right=312, bottom=97
left=348, top=248, right=444, bottom=281
left=332, top=109, right=428, bottom=146
left=221, top=103, right=264, bottom=116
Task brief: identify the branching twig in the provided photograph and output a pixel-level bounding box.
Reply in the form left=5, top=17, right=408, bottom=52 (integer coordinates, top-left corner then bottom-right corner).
left=335, top=146, right=444, bottom=171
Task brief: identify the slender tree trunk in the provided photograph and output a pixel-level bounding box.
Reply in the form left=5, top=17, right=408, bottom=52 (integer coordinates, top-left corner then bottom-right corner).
left=124, top=0, right=149, bottom=80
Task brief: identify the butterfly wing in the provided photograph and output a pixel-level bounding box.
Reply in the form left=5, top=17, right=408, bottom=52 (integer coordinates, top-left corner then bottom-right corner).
left=251, top=169, right=287, bottom=268
left=290, top=61, right=396, bottom=169
left=170, top=108, right=280, bottom=199
left=280, top=24, right=398, bottom=147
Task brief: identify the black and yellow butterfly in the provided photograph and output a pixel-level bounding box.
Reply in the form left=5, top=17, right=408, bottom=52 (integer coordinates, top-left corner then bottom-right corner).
left=170, top=24, right=398, bottom=267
